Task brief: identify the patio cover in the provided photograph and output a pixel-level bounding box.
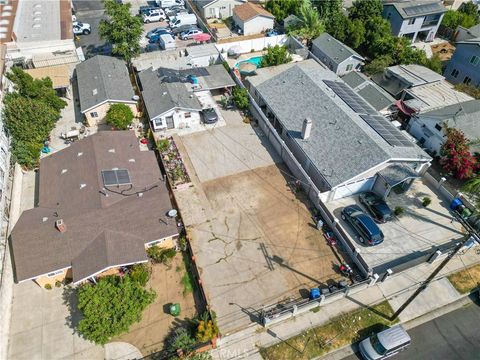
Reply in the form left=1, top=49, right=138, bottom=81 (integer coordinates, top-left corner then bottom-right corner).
left=25, top=65, right=70, bottom=89
left=378, top=164, right=420, bottom=187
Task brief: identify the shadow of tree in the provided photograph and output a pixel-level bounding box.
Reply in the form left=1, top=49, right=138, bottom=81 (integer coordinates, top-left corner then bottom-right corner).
left=62, top=285, right=83, bottom=337
left=356, top=323, right=390, bottom=342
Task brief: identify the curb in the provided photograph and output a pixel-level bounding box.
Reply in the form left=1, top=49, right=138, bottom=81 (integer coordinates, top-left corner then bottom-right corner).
left=314, top=292, right=477, bottom=360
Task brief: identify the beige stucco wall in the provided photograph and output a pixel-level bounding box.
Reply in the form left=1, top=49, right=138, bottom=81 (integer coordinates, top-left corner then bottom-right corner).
left=84, top=102, right=138, bottom=127
left=35, top=268, right=72, bottom=288
left=145, top=235, right=177, bottom=249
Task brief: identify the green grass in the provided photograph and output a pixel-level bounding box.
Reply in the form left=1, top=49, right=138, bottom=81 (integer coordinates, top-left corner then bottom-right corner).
left=259, top=301, right=398, bottom=360
left=181, top=271, right=194, bottom=296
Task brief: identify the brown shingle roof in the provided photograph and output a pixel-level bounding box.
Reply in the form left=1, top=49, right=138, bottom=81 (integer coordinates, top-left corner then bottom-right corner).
left=233, top=2, right=274, bottom=22
left=25, top=65, right=70, bottom=89
left=10, top=131, right=179, bottom=282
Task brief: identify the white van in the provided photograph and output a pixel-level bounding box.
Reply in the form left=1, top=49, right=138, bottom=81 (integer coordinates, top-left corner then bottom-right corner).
left=156, top=0, right=177, bottom=8
left=159, top=33, right=176, bottom=50
left=169, top=13, right=197, bottom=28
left=359, top=325, right=411, bottom=360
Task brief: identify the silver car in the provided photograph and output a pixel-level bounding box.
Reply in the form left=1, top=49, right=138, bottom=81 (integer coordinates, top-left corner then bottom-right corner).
left=359, top=325, right=411, bottom=360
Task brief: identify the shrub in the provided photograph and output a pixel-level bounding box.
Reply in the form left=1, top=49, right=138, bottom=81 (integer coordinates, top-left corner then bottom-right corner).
left=147, top=246, right=177, bottom=265
left=44, top=283, right=52, bottom=290
left=195, top=312, right=219, bottom=342
left=232, top=87, right=249, bottom=111
left=178, top=234, right=187, bottom=251
left=394, top=206, right=404, bottom=216
left=156, top=138, right=170, bottom=153
left=168, top=327, right=197, bottom=354
left=260, top=45, right=292, bottom=68
left=129, top=263, right=150, bottom=286
left=422, top=197, right=432, bottom=207
left=106, top=103, right=134, bottom=130
left=55, top=280, right=62, bottom=288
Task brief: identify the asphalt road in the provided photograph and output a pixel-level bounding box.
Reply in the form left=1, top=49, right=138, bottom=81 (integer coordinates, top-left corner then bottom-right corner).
left=343, top=297, right=480, bottom=360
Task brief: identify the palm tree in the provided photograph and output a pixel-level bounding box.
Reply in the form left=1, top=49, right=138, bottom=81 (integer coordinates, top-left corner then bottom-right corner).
left=463, top=176, right=480, bottom=195
left=288, top=0, right=325, bottom=43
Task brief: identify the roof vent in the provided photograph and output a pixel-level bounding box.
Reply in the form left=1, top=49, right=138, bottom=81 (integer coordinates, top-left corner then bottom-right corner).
left=129, top=158, right=135, bottom=162
left=108, top=149, right=115, bottom=153
left=61, top=169, right=68, bottom=174
left=132, top=95, right=140, bottom=101
left=80, top=183, right=86, bottom=189
left=301, top=118, right=312, bottom=140
left=162, top=92, right=168, bottom=96
left=138, top=192, right=144, bottom=197
left=55, top=219, right=66, bottom=233
left=42, top=217, right=48, bottom=222
left=77, top=152, right=83, bottom=157
left=92, top=88, right=98, bottom=95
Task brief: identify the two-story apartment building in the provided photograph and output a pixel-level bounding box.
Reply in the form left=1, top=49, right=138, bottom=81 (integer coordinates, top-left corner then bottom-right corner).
left=382, top=0, right=446, bottom=43
left=444, top=38, right=480, bottom=87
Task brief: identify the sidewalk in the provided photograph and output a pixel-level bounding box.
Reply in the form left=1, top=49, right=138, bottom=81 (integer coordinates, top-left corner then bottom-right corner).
left=210, top=248, right=480, bottom=360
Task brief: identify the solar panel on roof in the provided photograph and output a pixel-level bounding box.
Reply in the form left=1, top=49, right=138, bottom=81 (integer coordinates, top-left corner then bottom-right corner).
left=323, top=80, right=376, bottom=115
left=360, top=115, right=414, bottom=148
left=101, top=169, right=132, bottom=187
left=403, top=3, right=441, bottom=16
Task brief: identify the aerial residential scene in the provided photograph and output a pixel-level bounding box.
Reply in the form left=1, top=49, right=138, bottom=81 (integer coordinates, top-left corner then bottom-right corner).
left=0, top=0, right=480, bottom=359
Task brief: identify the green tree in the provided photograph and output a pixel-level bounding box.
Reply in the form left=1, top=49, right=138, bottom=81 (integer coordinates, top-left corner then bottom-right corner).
left=260, top=45, right=292, bottom=67
left=99, top=0, right=143, bottom=63
left=265, top=0, right=300, bottom=21
left=424, top=53, right=443, bottom=74
left=129, top=263, right=150, bottom=286
left=442, top=9, right=477, bottom=29
left=105, top=103, right=134, bottom=130
left=326, top=11, right=350, bottom=42
left=77, top=275, right=156, bottom=344
left=349, top=0, right=383, bottom=21
left=288, top=0, right=325, bottom=42
left=232, top=87, right=249, bottom=111
left=364, top=55, right=393, bottom=75
left=459, top=1, right=480, bottom=23
left=345, top=18, right=365, bottom=49
left=463, top=177, right=480, bottom=196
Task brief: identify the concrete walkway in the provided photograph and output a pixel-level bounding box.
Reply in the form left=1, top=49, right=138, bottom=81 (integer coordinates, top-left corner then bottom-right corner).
left=105, top=342, right=142, bottom=360
left=210, top=248, right=480, bottom=359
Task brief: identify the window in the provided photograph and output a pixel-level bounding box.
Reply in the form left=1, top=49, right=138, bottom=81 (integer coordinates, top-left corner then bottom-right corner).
left=184, top=112, right=192, bottom=118
left=435, top=123, right=442, bottom=131
left=47, top=269, right=64, bottom=278
left=90, top=112, right=98, bottom=118
left=463, top=76, right=472, bottom=85
left=470, top=55, right=479, bottom=66
left=346, top=64, right=353, bottom=71
left=154, top=118, right=163, bottom=127
left=450, top=68, right=459, bottom=78
left=408, top=18, right=415, bottom=25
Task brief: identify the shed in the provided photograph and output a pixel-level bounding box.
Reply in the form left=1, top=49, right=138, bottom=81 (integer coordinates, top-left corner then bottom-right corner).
left=232, top=2, right=274, bottom=36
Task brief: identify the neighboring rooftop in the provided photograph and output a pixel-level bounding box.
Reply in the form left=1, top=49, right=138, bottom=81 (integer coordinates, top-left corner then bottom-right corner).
left=233, top=2, right=274, bottom=21
left=76, top=55, right=136, bottom=113
left=25, top=65, right=70, bottom=89
left=383, top=0, right=446, bottom=19
left=342, top=71, right=395, bottom=111
left=312, top=33, right=364, bottom=66
left=10, top=131, right=179, bottom=283
left=457, top=37, right=480, bottom=46
left=247, top=60, right=429, bottom=189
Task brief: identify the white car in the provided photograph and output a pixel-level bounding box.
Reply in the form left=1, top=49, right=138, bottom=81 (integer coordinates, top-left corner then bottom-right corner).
left=73, top=21, right=91, bottom=35
left=179, top=28, right=202, bottom=40
left=142, top=9, right=166, bottom=23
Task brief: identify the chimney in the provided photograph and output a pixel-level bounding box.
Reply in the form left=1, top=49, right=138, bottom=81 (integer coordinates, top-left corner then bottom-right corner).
left=55, top=219, right=67, bottom=233
left=301, top=118, right=312, bottom=140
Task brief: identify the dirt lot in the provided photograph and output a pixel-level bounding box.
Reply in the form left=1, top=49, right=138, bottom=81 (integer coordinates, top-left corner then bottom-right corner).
left=115, top=256, right=199, bottom=355
left=173, top=108, right=343, bottom=334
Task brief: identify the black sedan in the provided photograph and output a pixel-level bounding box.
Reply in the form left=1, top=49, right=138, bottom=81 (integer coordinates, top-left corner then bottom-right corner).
left=201, top=108, right=218, bottom=124
left=359, top=191, right=393, bottom=223
left=341, top=205, right=384, bottom=246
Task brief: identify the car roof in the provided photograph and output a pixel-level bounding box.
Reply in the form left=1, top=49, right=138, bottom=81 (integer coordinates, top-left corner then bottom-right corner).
left=356, top=213, right=381, bottom=234
left=377, top=326, right=411, bottom=349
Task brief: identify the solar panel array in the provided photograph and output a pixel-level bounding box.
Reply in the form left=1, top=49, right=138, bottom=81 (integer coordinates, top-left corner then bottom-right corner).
left=403, top=3, right=440, bottom=16
left=101, top=169, right=132, bottom=187
left=360, top=115, right=414, bottom=148
left=323, top=80, right=376, bottom=115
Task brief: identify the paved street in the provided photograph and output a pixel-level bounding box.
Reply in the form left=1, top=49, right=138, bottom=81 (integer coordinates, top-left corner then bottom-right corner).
left=343, top=296, right=480, bottom=360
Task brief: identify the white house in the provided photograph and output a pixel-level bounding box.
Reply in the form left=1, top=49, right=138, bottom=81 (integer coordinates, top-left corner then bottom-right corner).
left=193, top=0, right=246, bottom=19
left=232, top=2, right=274, bottom=36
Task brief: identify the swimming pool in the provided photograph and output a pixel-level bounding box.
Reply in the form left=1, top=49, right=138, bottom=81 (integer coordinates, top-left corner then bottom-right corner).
left=235, top=56, right=264, bottom=74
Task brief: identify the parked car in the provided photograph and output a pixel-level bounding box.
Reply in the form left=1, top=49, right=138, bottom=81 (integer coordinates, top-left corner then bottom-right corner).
left=341, top=205, right=384, bottom=245
left=359, top=325, right=411, bottom=360
left=169, top=13, right=197, bottom=28
left=179, top=28, right=202, bottom=40
left=165, top=5, right=186, bottom=17
left=159, top=33, right=176, bottom=50
left=146, top=26, right=170, bottom=38
left=143, top=9, right=166, bottom=23
left=171, top=24, right=199, bottom=35
left=201, top=108, right=218, bottom=124
left=149, top=30, right=175, bottom=43
left=139, top=5, right=160, bottom=16
left=359, top=192, right=393, bottom=223
left=73, top=21, right=91, bottom=35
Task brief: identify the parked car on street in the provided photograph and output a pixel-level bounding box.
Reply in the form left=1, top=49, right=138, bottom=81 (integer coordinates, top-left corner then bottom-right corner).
left=179, top=28, right=202, bottom=40
left=359, top=192, right=393, bottom=223
left=143, top=9, right=166, bottom=23
left=341, top=205, right=384, bottom=245
left=165, top=5, right=186, bottom=17
left=139, top=5, right=160, bottom=16
left=201, top=108, right=218, bottom=124
left=146, top=26, right=170, bottom=38
left=171, top=24, right=199, bottom=35
left=359, top=325, right=411, bottom=360
left=149, top=29, right=175, bottom=42
left=73, top=21, right=91, bottom=35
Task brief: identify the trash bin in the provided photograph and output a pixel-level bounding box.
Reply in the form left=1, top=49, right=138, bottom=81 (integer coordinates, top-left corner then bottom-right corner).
left=170, top=303, right=181, bottom=317
left=450, top=198, right=463, bottom=210
left=309, top=288, right=320, bottom=300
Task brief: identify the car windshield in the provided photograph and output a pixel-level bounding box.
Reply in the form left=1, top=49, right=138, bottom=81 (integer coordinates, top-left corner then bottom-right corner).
left=370, top=335, right=387, bottom=355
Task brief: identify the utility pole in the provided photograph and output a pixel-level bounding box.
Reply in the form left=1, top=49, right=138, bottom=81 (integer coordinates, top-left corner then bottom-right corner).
left=390, top=210, right=479, bottom=321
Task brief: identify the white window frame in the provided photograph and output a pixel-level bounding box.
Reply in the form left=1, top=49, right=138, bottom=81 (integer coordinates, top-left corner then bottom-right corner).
left=470, top=55, right=479, bottom=66
left=47, top=269, right=64, bottom=278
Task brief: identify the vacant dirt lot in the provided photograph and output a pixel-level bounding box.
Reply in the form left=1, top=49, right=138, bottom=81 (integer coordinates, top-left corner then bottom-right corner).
left=173, top=108, right=342, bottom=334
left=115, top=256, right=198, bottom=355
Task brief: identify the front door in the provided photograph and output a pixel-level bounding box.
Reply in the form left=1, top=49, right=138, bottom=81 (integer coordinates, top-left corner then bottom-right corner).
left=166, top=116, right=174, bottom=129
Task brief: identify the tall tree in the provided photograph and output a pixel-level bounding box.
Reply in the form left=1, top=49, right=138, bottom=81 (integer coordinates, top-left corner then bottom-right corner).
left=265, top=0, right=301, bottom=21
left=463, top=176, right=480, bottom=196
left=99, top=0, right=143, bottom=64
left=288, top=0, right=325, bottom=42
left=345, top=18, right=365, bottom=49
left=260, top=45, right=292, bottom=67
left=349, top=0, right=383, bottom=21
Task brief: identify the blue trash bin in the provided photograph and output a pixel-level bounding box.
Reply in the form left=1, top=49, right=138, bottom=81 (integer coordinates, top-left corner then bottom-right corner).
left=309, top=288, right=320, bottom=300
left=450, top=198, right=463, bottom=210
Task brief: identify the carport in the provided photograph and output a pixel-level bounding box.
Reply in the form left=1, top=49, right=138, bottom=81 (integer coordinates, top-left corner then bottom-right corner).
left=373, top=164, right=420, bottom=199
left=25, top=65, right=71, bottom=97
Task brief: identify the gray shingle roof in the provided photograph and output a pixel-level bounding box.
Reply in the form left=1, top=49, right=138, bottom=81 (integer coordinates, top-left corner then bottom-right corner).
left=341, top=71, right=366, bottom=89
left=10, top=131, right=179, bottom=282
left=311, top=33, right=364, bottom=67
left=76, top=55, right=136, bottom=113
left=248, top=60, right=429, bottom=189
left=139, top=68, right=202, bottom=119
left=384, top=0, right=446, bottom=19
left=341, top=72, right=395, bottom=111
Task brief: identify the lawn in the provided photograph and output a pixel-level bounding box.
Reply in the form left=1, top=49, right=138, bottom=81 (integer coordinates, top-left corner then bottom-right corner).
left=259, top=301, right=398, bottom=360
left=448, top=263, right=480, bottom=294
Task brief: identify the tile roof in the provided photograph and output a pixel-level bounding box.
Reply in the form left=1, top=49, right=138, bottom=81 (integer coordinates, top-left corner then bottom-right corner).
left=76, top=55, right=136, bottom=113
left=233, top=2, right=274, bottom=22
left=10, top=131, right=179, bottom=282
left=312, top=33, right=364, bottom=67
